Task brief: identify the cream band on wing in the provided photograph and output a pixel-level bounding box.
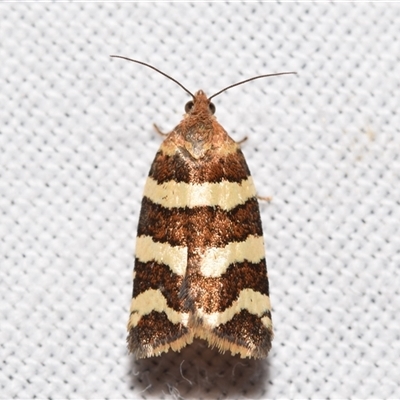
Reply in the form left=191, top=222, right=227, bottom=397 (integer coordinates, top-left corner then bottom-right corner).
left=135, top=235, right=187, bottom=276
left=199, top=235, right=265, bottom=277
left=128, top=289, right=190, bottom=328
left=194, top=329, right=260, bottom=358
left=195, top=288, right=272, bottom=328
left=143, top=176, right=257, bottom=211
left=145, top=333, right=195, bottom=358
left=261, top=315, right=273, bottom=330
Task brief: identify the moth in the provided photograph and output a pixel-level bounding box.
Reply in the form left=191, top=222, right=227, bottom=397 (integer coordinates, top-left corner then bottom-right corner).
left=111, top=56, right=294, bottom=358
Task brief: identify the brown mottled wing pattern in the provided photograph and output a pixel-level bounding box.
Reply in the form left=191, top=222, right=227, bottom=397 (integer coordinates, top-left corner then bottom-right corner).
left=127, top=91, right=272, bottom=358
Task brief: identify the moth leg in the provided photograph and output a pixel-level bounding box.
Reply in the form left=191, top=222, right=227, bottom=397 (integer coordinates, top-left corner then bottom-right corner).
left=153, top=123, right=169, bottom=136
left=236, top=136, right=248, bottom=144
left=257, top=195, right=272, bottom=202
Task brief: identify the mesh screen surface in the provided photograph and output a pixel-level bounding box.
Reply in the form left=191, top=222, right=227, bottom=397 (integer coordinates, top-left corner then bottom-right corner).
left=1, top=3, right=399, bottom=399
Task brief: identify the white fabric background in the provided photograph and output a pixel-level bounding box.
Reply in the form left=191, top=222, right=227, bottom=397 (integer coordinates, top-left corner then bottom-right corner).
left=1, top=2, right=399, bottom=399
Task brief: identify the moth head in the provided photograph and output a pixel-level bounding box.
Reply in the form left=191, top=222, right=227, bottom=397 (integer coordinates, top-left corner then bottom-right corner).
left=184, top=99, right=216, bottom=115
left=183, top=90, right=216, bottom=117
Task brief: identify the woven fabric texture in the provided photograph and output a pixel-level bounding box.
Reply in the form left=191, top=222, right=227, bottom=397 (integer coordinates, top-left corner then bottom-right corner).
left=1, top=3, right=399, bottom=399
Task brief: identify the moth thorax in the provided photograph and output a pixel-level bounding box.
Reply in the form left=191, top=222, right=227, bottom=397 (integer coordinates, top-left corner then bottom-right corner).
left=184, top=126, right=213, bottom=159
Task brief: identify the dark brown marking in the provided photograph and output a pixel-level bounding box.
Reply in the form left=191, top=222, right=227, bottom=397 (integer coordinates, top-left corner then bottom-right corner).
left=137, top=197, right=263, bottom=248
left=212, top=310, right=272, bottom=358
left=132, top=259, right=189, bottom=312
left=149, top=149, right=251, bottom=184
left=133, top=258, right=269, bottom=314
left=183, top=259, right=269, bottom=313
left=127, top=311, right=189, bottom=357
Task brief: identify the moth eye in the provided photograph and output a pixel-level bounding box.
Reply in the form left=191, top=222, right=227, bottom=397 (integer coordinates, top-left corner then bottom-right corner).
left=209, top=102, right=216, bottom=115
left=185, top=101, right=194, bottom=113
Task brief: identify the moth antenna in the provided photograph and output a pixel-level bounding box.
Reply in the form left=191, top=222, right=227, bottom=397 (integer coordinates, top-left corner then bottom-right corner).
left=110, top=55, right=195, bottom=99
left=209, top=71, right=297, bottom=101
